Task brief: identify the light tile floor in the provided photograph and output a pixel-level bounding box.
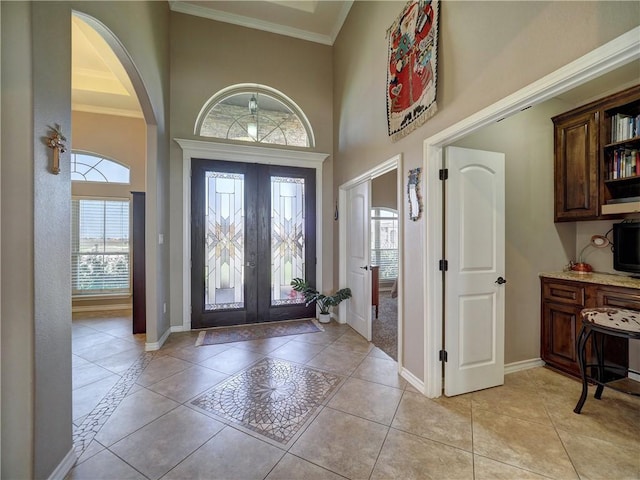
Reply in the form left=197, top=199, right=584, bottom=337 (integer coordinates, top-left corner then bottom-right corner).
left=67, top=311, right=640, bottom=480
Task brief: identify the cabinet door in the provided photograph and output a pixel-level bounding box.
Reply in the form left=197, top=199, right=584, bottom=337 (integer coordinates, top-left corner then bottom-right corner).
left=541, top=301, right=583, bottom=377
left=554, top=111, right=599, bottom=221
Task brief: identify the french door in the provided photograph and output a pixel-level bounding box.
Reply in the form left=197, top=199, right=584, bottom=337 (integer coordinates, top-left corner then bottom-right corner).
left=191, top=159, right=316, bottom=328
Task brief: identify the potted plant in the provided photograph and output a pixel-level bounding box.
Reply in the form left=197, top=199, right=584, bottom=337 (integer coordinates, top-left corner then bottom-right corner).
left=290, top=278, right=352, bottom=323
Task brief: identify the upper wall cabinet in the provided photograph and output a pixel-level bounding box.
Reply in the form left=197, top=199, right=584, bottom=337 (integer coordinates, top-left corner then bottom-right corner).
left=552, top=84, right=640, bottom=222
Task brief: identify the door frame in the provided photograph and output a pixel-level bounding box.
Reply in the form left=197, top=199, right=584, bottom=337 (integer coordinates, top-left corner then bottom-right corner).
left=338, top=154, right=404, bottom=368
left=422, top=27, right=640, bottom=398
left=175, top=138, right=328, bottom=331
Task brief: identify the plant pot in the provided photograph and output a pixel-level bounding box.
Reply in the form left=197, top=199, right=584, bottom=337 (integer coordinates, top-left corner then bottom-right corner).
left=318, top=312, right=331, bottom=324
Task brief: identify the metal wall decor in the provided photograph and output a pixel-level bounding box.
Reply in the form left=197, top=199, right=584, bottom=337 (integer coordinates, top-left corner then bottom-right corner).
left=46, top=124, right=67, bottom=175
left=407, top=167, right=423, bottom=221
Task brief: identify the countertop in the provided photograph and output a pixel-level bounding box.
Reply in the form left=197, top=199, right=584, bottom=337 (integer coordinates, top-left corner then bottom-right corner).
left=540, top=271, right=640, bottom=290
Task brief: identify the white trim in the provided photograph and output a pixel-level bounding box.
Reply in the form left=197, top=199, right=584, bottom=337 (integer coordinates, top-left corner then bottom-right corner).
left=401, top=367, right=425, bottom=394
left=504, top=358, right=545, bottom=375
left=423, top=27, right=640, bottom=399
left=71, top=304, right=131, bottom=313
left=170, top=324, right=188, bottom=333
left=175, top=138, right=328, bottom=332
left=46, top=448, right=76, bottom=480
left=338, top=154, right=403, bottom=371
left=168, top=1, right=350, bottom=46
left=629, top=371, right=640, bottom=382
left=145, top=326, right=171, bottom=351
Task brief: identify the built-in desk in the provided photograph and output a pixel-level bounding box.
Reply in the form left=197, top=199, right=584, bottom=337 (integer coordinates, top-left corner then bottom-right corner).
left=539, top=272, right=640, bottom=378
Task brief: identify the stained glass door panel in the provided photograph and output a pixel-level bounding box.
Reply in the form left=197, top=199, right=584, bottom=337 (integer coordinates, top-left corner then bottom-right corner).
left=205, top=172, right=245, bottom=310
left=192, top=160, right=315, bottom=328
left=271, top=176, right=306, bottom=306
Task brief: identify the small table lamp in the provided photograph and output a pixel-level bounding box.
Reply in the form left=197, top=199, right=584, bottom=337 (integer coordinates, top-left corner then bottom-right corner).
left=571, top=235, right=610, bottom=273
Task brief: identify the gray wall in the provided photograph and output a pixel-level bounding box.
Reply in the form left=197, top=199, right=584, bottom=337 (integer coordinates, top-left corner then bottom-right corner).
left=332, top=1, right=640, bottom=379
left=168, top=13, right=334, bottom=328
left=1, top=2, right=170, bottom=477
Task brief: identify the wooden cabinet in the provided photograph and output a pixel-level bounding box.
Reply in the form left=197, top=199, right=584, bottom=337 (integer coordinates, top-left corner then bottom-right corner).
left=553, top=111, right=599, bottom=221
left=541, top=275, right=640, bottom=378
left=552, top=84, right=640, bottom=222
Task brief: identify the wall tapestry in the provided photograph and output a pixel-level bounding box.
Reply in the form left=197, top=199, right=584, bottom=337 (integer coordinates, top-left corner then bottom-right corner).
left=386, top=0, right=439, bottom=141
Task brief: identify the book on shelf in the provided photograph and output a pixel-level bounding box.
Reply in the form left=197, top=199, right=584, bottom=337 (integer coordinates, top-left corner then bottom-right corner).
left=611, top=112, right=640, bottom=142
left=608, top=148, right=638, bottom=180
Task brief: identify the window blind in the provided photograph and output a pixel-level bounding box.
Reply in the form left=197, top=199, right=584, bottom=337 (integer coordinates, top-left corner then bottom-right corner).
left=72, top=199, right=130, bottom=296
left=370, top=208, right=399, bottom=280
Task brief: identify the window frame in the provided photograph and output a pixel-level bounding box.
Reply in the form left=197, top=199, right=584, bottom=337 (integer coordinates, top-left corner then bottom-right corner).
left=370, top=207, right=399, bottom=283
left=71, top=150, right=131, bottom=184
left=194, top=83, right=315, bottom=148
left=71, top=196, right=132, bottom=298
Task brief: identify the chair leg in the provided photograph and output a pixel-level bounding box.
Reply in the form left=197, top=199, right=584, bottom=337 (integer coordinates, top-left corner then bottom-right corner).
left=574, top=326, right=591, bottom=414
left=594, top=332, right=605, bottom=399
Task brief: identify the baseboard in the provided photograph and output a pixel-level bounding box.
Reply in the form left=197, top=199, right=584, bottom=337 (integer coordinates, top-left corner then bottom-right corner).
left=145, top=327, right=171, bottom=351
left=400, top=367, right=425, bottom=394
left=504, top=358, right=544, bottom=375
left=171, top=324, right=188, bottom=333
left=629, top=371, right=640, bottom=382
left=72, top=303, right=131, bottom=313
left=47, top=447, right=77, bottom=480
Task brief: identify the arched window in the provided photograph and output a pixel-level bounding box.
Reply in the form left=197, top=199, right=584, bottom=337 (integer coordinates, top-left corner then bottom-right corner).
left=71, top=151, right=130, bottom=183
left=195, top=84, right=314, bottom=148
left=371, top=207, right=399, bottom=281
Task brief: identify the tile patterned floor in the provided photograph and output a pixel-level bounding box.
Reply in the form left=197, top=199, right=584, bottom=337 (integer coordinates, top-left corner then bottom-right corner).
left=67, top=311, right=640, bottom=480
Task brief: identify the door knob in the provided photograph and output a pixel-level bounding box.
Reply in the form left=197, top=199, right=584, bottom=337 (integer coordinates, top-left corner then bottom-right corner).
left=360, top=265, right=369, bottom=270
left=246, top=262, right=256, bottom=268
left=495, top=276, right=507, bottom=285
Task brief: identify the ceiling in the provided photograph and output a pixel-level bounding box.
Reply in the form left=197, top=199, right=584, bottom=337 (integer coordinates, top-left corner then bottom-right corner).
left=72, top=2, right=639, bottom=121
left=168, top=0, right=354, bottom=46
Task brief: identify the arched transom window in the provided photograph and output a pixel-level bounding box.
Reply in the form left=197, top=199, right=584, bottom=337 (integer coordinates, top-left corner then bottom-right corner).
left=196, top=84, right=314, bottom=148
left=71, top=151, right=130, bottom=184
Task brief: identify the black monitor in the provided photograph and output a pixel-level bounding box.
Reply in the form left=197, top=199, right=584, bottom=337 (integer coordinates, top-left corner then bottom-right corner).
left=613, top=221, right=640, bottom=277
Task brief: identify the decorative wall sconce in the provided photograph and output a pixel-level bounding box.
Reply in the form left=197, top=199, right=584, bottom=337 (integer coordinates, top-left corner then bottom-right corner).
left=407, top=167, right=423, bottom=221
left=46, top=124, right=66, bottom=175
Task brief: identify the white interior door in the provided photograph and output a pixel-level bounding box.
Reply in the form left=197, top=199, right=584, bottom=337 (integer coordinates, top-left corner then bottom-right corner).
left=444, top=146, right=505, bottom=396
left=346, top=180, right=372, bottom=340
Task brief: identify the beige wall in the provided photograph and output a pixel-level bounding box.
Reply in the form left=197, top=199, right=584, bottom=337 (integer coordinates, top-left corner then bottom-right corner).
left=372, top=170, right=397, bottom=210
left=168, top=13, right=334, bottom=327
left=454, top=95, right=640, bottom=365
left=1, top=2, right=170, bottom=478
left=453, top=100, right=577, bottom=363
left=71, top=111, right=147, bottom=309
left=333, top=1, right=640, bottom=380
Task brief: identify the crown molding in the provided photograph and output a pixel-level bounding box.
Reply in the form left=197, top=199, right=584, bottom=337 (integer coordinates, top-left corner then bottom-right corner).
left=169, top=0, right=347, bottom=46
left=72, top=104, right=144, bottom=119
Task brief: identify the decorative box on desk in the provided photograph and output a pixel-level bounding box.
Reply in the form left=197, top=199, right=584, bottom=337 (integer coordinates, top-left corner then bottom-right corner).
left=539, top=272, right=640, bottom=378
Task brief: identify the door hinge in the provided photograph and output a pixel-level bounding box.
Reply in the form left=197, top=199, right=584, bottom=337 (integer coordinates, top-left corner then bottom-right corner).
left=439, top=350, right=448, bottom=362
left=439, top=259, right=448, bottom=271
left=439, top=168, right=448, bottom=181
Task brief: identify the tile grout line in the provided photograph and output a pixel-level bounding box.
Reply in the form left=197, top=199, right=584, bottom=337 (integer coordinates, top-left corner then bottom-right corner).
left=72, top=350, right=157, bottom=461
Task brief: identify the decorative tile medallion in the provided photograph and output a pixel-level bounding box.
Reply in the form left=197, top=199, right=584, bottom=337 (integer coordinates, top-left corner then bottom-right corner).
left=191, top=358, right=342, bottom=444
